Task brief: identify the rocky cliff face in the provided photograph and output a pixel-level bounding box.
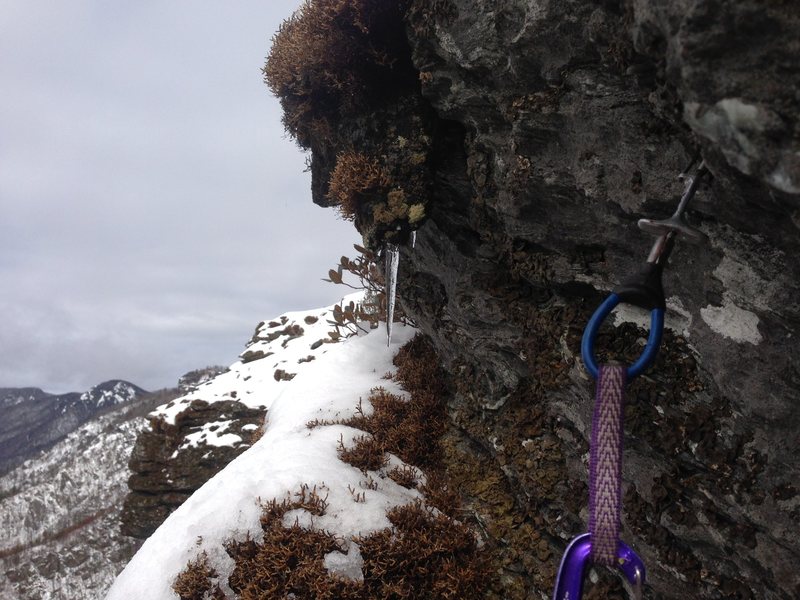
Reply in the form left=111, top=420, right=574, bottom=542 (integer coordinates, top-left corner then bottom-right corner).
left=275, top=1, right=799, bottom=598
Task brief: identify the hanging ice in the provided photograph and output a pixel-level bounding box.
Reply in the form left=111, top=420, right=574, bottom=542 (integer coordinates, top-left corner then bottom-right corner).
left=410, top=230, right=417, bottom=249
left=385, top=243, right=399, bottom=346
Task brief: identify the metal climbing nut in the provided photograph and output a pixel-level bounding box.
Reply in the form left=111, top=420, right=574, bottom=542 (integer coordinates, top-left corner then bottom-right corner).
left=638, top=162, right=709, bottom=253
left=552, top=533, right=646, bottom=600
left=581, top=161, right=708, bottom=381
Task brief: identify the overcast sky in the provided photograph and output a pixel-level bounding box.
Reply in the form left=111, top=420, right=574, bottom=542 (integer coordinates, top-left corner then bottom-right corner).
left=0, top=1, right=360, bottom=393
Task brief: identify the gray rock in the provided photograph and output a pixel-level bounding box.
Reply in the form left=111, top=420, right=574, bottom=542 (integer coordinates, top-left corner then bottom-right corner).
left=291, top=0, right=799, bottom=597
left=120, top=400, right=265, bottom=539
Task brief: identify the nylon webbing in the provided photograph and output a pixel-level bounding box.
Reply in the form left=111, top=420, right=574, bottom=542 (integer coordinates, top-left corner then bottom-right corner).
left=588, top=364, right=627, bottom=566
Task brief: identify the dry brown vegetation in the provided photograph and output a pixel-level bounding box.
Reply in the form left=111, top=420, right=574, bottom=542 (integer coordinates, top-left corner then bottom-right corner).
left=172, top=552, right=224, bottom=600
left=358, top=501, right=487, bottom=599
left=337, top=334, right=447, bottom=471
left=337, top=433, right=389, bottom=472
left=264, top=0, right=416, bottom=149
left=226, top=488, right=358, bottom=600
left=220, top=488, right=486, bottom=600
left=174, top=335, right=490, bottom=598
left=264, top=0, right=433, bottom=243
left=326, top=151, right=390, bottom=221
left=322, top=123, right=432, bottom=236
left=323, top=244, right=412, bottom=338
left=387, top=463, right=419, bottom=489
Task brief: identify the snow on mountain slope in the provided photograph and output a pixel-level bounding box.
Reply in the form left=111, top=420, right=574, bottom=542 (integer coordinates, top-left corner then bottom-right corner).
left=0, top=391, right=172, bottom=600
left=80, top=380, right=145, bottom=409
left=152, top=293, right=367, bottom=433
left=107, top=310, right=419, bottom=600
left=0, top=380, right=148, bottom=475
left=121, top=295, right=376, bottom=539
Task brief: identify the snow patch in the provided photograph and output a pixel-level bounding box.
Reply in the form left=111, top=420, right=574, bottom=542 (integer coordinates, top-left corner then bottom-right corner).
left=716, top=98, right=765, bottom=132
left=151, top=294, right=364, bottom=426
left=324, top=542, right=365, bottom=582
left=282, top=507, right=316, bottom=529
left=181, top=420, right=242, bottom=449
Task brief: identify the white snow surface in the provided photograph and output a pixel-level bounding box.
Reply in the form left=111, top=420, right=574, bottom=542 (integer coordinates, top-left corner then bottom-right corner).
left=153, top=293, right=364, bottom=429
left=80, top=380, right=140, bottom=408
left=106, top=300, right=418, bottom=600
left=180, top=420, right=242, bottom=449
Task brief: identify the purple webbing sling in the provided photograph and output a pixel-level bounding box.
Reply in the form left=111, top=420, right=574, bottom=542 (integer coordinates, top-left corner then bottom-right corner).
left=588, top=364, right=627, bottom=566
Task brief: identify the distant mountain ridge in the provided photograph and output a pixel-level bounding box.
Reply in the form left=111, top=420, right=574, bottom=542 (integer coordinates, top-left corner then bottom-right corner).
left=0, top=386, right=179, bottom=600
left=0, top=380, right=148, bottom=475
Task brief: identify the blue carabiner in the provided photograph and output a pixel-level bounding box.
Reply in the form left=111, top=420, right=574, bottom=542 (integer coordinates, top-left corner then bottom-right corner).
left=581, top=293, right=664, bottom=381
left=553, top=533, right=646, bottom=600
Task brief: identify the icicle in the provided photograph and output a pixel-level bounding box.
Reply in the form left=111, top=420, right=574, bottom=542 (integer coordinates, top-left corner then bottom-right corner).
left=385, top=243, right=399, bottom=346
left=410, top=230, right=417, bottom=249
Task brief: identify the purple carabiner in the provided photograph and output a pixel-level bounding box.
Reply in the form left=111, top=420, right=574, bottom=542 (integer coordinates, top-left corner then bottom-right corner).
left=552, top=533, right=645, bottom=600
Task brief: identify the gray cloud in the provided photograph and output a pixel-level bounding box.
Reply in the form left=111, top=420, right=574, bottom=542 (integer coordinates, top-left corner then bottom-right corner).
left=0, top=1, right=359, bottom=393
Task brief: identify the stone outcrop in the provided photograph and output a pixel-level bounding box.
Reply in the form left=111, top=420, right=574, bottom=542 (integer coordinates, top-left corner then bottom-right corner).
left=121, top=400, right=265, bottom=539
left=285, top=1, right=799, bottom=598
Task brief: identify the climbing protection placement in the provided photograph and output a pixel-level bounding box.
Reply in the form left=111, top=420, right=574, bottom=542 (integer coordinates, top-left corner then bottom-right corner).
left=552, top=162, right=709, bottom=600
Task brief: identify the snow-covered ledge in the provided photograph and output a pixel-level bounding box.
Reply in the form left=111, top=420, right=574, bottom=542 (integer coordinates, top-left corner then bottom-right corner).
left=107, top=307, right=419, bottom=599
